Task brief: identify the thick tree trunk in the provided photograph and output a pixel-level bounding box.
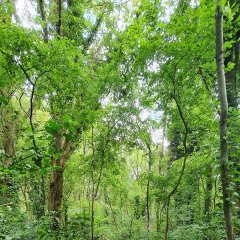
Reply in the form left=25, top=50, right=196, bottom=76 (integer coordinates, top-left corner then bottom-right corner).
left=215, top=2, right=233, bottom=239
left=48, top=134, right=72, bottom=229
left=0, top=89, right=16, bottom=200
left=1, top=89, right=15, bottom=168
left=48, top=164, right=64, bottom=228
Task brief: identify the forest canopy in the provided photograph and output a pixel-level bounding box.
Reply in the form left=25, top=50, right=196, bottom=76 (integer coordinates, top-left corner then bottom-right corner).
left=0, top=0, right=239, bottom=239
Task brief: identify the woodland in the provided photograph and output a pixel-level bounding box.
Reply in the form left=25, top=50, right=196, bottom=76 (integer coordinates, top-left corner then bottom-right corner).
left=0, top=0, right=239, bottom=239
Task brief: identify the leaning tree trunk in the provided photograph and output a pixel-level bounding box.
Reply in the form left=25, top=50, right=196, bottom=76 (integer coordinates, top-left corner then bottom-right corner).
left=215, top=1, right=233, bottom=239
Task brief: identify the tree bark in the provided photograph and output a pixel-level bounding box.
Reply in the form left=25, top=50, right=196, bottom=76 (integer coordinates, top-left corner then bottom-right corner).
left=37, top=0, right=48, bottom=43
left=55, top=0, right=62, bottom=36
left=146, top=144, right=152, bottom=235
left=164, top=197, right=170, bottom=240
left=156, top=127, right=165, bottom=232
left=224, top=1, right=240, bottom=232
left=0, top=89, right=16, bottom=200
left=204, top=165, right=213, bottom=221
left=1, top=89, right=15, bottom=168
left=48, top=134, right=72, bottom=229
left=215, top=2, right=233, bottom=239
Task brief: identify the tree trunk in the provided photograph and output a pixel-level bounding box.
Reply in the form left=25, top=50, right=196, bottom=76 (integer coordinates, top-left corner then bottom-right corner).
left=146, top=144, right=152, bottom=235
left=215, top=2, right=233, bottom=239
left=224, top=1, right=240, bottom=233
left=204, top=165, right=213, bottom=221
left=48, top=163, right=64, bottom=229
left=164, top=197, right=170, bottom=240
left=146, top=178, right=150, bottom=234
left=55, top=0, right=62, bottom=36
left=37, top=0, right=48, bottom=43
left=156, top=202, right=161, bottom=233
left=48, top=134, right=72, bottom=229
left=0, top=89, right=16, bottom=200
left=156, top=127, right=165, bottom=232
left=2, top=125, right=15, bottom=167
left=1, top=89, right=15, bottom=168
left=91, top=175, right=95, bottom=240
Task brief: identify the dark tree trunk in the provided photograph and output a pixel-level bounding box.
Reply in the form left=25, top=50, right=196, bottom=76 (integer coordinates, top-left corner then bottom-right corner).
left=48, top=166, right=64, bottom=228
left=37, top=0, right=48, bottom=42
left=156, top=202, right=161, bottom=233
left=164, top=197, right=170, bottom=240
left=204, top=165, right=213, bottom=221
left=48, top=134, right=72, bottom=229
left=55, top=0, right=62, bottom=36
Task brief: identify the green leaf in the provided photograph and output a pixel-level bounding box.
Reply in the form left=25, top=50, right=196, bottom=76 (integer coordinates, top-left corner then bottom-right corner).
left=0, top=96, right=8, bottom=105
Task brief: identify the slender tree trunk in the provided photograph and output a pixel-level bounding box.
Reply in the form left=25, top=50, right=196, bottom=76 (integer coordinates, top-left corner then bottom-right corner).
left=156, top=202, right=161, bottom=233
left=37, top=0, right=48, bottom=43
left=55, top=0, right=62, bottom=36
left=28, top=91, right=46, bottom=220
left=156, top=126, right=165, bottom=232
left=164, top=197, right=170, bottom=240
left=146, top=178, right=150, bottom=234
left=146, top=145, right=152, bottom=235
left=63, top=199, right=68, bottom=226
left=91, top=181, right=95, bottom=240
left=91, top=126, right=95, bottom=240
left=30, top=176, right=45, bottom=220
left=224, top=1, right=240, bottom=233
left=107, top=192, right=120, bottom=235
left=215, top=2, right=233, bottom=239
left=204, top=165, right=213, bottom=221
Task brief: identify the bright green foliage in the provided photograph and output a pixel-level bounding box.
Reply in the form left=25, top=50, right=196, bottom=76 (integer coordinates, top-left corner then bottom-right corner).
left=0, top=0, right=239, bottom=239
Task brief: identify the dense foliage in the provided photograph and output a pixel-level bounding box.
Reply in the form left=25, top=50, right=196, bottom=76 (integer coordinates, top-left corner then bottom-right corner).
left=0, top=0, right=239, bottom=239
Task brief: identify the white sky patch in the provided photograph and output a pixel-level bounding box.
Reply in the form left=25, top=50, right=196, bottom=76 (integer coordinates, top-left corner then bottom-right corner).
left=15, top=0, right=38, bottom=29
left=139, top=108, right=167, bottom=145
left=147, top=60, right=160, bottom=73
left=151, top=128, right=162, bottom=144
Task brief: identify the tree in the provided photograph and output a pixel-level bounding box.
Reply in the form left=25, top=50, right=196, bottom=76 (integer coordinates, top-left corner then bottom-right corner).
left=215, top=1, right=233, bottom=239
